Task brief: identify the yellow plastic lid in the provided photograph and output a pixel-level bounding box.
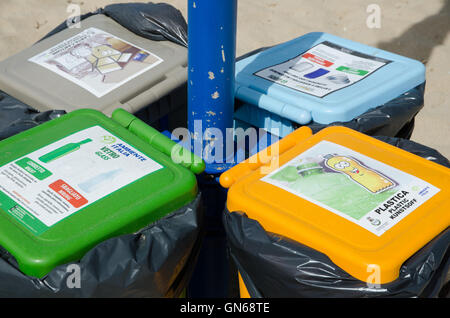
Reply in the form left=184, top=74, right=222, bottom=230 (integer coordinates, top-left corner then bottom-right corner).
left=220, top=126, right=450, bottom=284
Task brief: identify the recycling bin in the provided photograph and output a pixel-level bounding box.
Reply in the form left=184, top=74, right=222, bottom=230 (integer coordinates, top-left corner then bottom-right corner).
left=220, top=126, right=450, bottom=297
left=0, top=14, right=188, bottom=129
left=0, top=108, right=205, bottom=296
left=234, top=32, right=425, bottom=139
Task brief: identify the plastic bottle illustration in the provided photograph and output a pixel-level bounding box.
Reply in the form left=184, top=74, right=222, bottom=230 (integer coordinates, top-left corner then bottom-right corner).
left=78, top=168, right=122, bottom=193
left=39, top=139, right=92, bottom=163
left=326, top=74, right=351, bottom=85
left=296, top=160, right=324, bottom=177
left=323, top=154, right=395, bottom=193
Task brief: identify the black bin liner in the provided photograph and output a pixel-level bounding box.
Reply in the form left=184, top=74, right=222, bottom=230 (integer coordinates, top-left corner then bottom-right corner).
left=0, top=91, right=65, bottom=141
left=41, top=2, right=188, bottom=47
left=306, top=84, right=424, bottom=139
left=223, top=137, right=450, bottom=298
left=0, top=193, right=203, bottom=298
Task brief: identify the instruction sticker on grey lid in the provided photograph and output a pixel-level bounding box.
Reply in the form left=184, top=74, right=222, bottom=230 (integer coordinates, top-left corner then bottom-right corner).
left=261, top=141, right=440, bottom=236
left=29, top=27, right=164, bottom=98
left=0, top=126, right=163, bottom=235
left=254, top=41, right=391, bottom=98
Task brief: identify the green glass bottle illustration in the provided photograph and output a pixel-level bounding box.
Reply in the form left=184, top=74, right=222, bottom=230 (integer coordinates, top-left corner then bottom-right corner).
left=39, top=139, right=92, bottom=163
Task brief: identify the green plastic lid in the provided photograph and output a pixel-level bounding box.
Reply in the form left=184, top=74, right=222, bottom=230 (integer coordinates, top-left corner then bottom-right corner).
left=0, top=109, right=204, bottom=278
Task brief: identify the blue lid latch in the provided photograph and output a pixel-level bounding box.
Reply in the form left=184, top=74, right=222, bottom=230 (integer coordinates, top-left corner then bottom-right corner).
left=235, top=85, right=312, bottom=125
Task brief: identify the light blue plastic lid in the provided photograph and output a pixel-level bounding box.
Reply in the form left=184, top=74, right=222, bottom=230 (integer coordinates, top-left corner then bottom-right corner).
left=235, top=32, right=425, bottom=125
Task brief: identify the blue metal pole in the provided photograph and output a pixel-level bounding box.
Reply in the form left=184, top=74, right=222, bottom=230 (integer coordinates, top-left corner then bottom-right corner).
left=187, top=0, right=238, bottom=297
left=188, top=0, right=237, bottom=173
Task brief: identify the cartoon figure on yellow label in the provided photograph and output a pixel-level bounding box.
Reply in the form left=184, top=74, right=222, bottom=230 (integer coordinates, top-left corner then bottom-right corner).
left=324, top=154, right=396, bottom=193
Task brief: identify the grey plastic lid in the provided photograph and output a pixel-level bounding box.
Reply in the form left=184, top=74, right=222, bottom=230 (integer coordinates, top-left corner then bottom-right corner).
left=0, top=15, right=187, bottom=115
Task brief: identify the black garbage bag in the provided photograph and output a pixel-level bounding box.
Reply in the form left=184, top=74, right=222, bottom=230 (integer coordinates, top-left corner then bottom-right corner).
left=104, top=2, right=188, bottom=47
left=306, top=84, right=424, bottom=140
left=41, top=2, right=188, bottom=47
left=375, top=136, right=450, bottom=168
left=0, top=91, right=65, bottom=141
left=223, top=138, right=450, bottom=298
left=0, top=193, right=203, bottom=298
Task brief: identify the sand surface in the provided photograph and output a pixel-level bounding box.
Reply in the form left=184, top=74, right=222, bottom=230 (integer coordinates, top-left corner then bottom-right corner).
left=1, top=0, right=449, bottom=158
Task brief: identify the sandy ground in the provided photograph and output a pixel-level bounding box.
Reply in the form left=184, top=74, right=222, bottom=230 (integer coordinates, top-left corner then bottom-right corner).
left=0, top=0, right=449, bottom=158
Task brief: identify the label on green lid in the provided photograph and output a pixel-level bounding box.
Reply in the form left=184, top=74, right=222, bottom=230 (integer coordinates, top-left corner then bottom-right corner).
left=0, top=126, right=163, bottom=235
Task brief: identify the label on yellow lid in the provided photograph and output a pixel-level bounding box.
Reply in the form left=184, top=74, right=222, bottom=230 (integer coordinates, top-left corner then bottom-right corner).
left=262, top=141, right=440, bottom=236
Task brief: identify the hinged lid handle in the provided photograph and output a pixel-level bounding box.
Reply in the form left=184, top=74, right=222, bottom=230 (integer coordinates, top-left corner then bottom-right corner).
left=112, top=108, right=205, bottom=174
left=235, top=85, right=312, bottom=125
left=220, top=126, right=313, bottom=188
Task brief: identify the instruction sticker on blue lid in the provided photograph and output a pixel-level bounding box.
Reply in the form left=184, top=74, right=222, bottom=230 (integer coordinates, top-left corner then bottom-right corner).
left=254, top=41, right=391, bottom=98
left=261, top=141, right=440, bottom=236
left=0, top=126, right=163, bottom=235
